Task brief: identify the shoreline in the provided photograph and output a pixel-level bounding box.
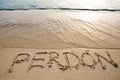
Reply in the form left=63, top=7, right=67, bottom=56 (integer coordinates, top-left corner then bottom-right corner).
left=0, top=8, right=120, bottom=11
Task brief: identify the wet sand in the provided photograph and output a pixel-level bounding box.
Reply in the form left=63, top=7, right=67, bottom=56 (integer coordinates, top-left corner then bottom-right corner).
left=0, top=10, right=120, bottom=49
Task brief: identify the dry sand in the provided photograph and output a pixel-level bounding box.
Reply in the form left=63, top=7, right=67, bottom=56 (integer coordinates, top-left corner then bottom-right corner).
left=0, top=48, right=120, bottom=80
left=0, top=10, right=120, bottom=80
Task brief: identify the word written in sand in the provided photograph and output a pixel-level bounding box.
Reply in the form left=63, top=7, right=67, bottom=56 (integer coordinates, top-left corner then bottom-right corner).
left=8, top=50, right=118, bottom=73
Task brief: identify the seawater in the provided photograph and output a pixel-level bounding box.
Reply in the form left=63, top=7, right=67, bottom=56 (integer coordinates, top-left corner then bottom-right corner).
left=0, top=0, right=120, bottom=10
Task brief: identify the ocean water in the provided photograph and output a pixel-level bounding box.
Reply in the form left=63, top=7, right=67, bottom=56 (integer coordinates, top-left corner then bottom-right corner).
left=0, top=0, right=120, bottom=10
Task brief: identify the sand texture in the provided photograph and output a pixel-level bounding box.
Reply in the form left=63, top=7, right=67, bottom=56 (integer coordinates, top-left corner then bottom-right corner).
left=0, top=10, right=120, bottom=49
left=0, top=10, right=120, bottom=80
left=0, top=48, right=120, bottom=80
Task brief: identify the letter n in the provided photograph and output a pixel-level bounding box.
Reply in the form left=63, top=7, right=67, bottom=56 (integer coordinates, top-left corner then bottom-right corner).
left=95, top=51, right=118, bottom=70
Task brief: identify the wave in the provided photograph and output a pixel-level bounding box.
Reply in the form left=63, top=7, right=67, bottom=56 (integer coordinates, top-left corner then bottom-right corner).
left=0, top=8, right=120, bottom=11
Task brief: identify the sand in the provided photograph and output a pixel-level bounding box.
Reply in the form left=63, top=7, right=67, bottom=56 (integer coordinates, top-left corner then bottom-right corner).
left=0, top=10, right=120, bottom=80
left=0, top=48, right=120, bottom=80
left=0, top=10, right=120, bottom=49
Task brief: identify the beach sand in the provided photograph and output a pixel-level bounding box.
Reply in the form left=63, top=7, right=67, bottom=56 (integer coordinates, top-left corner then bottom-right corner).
left=0, top=10, right=120, bottom=49
left=0, top=10, right=120, bottom=80
left=0, top=48, right=120, bottom=80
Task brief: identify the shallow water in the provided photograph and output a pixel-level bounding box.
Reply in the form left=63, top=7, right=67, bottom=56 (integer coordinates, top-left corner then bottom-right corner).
left=0, top=0, right=120, bottom=10
left=0, top=10, right=120, bottom=49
